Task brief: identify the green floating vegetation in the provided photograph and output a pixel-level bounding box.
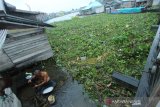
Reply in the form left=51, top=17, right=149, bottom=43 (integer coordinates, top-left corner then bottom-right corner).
left=46, top=13, right=159, bottom=101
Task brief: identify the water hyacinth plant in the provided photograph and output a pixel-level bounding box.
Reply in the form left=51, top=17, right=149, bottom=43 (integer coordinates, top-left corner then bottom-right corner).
left=46, top=13, right=159, bottom=101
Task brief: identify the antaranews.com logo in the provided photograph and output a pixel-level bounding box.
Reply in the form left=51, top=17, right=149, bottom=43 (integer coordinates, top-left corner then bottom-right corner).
left=105, top=97, right=141, bottom=106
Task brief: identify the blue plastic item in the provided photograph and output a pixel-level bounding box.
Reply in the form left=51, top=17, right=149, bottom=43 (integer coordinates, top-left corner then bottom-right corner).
left=111, top=7, right=145, bottom=14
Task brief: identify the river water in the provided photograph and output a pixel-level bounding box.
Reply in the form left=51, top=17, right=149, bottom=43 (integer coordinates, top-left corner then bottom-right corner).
left=16, top=59, right=96, bottom=107
left=46, top=12, right=79, bottom=24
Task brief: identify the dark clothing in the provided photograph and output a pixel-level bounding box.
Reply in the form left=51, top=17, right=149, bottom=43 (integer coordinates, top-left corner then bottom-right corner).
left=35, top=80, right=56, bottom=94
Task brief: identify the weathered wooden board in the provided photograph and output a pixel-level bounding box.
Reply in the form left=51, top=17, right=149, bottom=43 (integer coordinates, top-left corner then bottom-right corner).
left=112, top=72, right=139, bottom=90
left=151, top=25, right=159, bottom=30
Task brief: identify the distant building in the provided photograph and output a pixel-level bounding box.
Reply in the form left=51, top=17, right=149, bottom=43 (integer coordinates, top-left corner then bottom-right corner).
left=152, top=0, right=160, bottom=7
left=136, top=0, right=147, bottom=7
left=121, top=0, right=135, bottom=8
left=80, top=1, right=105, bottom=15
left=105, top=1, right=121, bottom=13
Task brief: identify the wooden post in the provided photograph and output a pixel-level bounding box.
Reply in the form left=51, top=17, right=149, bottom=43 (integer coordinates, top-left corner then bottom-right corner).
left=145, top=76, right=160, bottom=107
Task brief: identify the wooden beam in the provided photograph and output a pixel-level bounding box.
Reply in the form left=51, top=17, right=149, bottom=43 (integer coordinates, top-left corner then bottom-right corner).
left=112, top=72, right=139, bottom=90
left=151, top=25, right=159, bottom=31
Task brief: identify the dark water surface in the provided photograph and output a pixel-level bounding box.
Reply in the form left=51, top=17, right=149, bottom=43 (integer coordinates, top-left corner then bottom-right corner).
left=15, top=59, right=96, bottom=107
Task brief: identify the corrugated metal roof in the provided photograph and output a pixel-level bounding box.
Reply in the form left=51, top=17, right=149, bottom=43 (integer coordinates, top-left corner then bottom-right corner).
left=0, top=29, right=7, bottom=49
left=3, top=28, right=53, bottom=68
left=0, top=0, right=53, bottom=29
left=121, top=0, right=135, bottom=2
left=136, top=0, right=147, bottom=2
left=82, top=1, right=103, bottom=10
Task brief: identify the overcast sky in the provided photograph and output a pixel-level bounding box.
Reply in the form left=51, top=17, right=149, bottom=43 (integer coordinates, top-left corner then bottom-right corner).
left=5, top=0, right=93, bottom=13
